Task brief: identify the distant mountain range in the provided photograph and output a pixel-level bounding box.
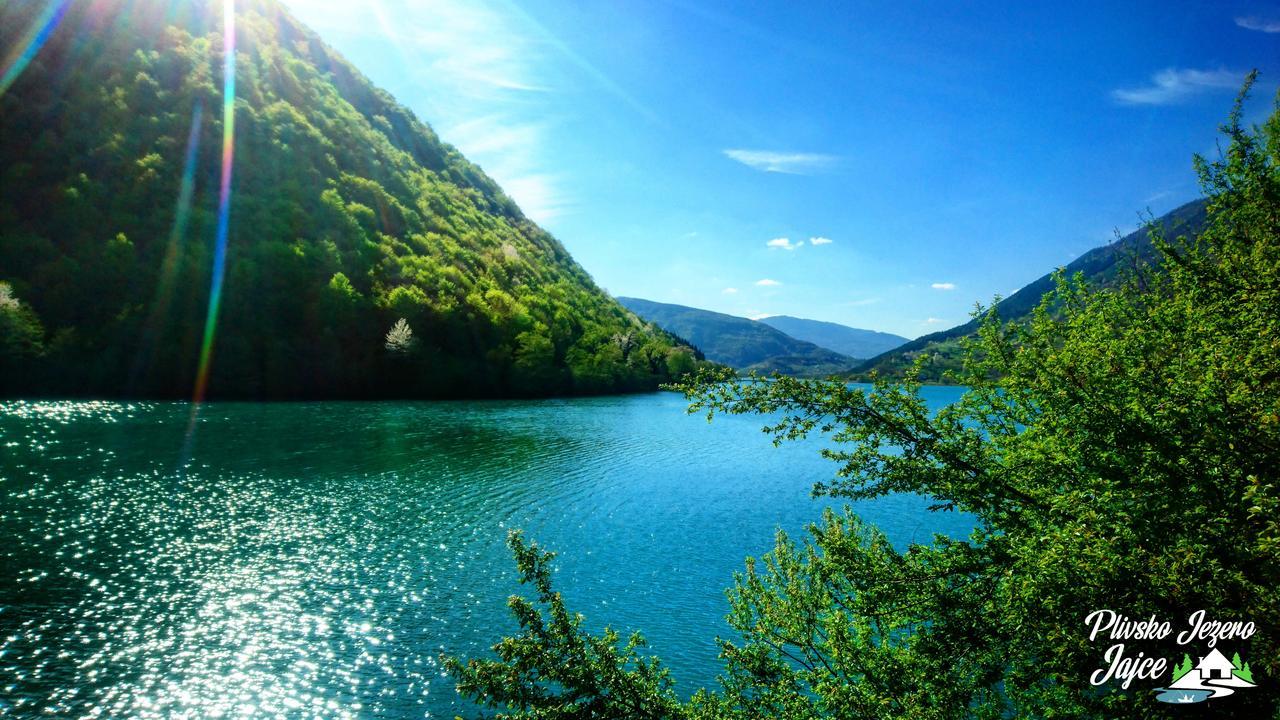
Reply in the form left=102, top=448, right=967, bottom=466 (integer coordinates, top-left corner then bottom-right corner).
left=617, top=297, right=904, bottom=377
left=853, top=198, right=1210, bottom=380
left=758, top=316, right=908, bottom=359
left=622, top=200, right=1208, bottom=383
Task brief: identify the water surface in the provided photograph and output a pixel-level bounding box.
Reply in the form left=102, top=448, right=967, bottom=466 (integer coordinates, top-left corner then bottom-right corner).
left=0, top=389, right=972, bottom=717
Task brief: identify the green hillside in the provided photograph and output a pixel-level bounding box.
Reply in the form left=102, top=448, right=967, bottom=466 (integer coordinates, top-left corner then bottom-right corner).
left=616, top=297, right=857, bottom=377
left=0, top=0, right=698, bottom=398
left=757, top=315, right=907, bottom=359
left=852, top=198, right=1209, bottom=381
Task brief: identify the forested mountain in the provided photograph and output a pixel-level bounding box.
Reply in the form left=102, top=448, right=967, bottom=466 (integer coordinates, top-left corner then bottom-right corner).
left=853, top=198, right=1209, bottom=380
left=616, top=297, right=857, bottom=376
left=0, top=0, right=699, bottom=398
left=757, top=315, right=907, bottom=359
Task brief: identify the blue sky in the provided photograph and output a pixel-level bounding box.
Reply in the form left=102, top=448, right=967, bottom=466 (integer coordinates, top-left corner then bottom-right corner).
left=282, top=0, right=1279, bottom=338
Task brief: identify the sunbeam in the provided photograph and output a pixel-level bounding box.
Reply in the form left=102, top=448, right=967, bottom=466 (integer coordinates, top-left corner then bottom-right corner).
left=0, top=0, right=72, bottom=97
left=192, top=0, right=237, bottom=404
left=130, top=101, right=204, bottom=387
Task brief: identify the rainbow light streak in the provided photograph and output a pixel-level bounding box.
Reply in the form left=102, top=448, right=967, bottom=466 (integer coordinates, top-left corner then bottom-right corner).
left=161, top=100, right=206, bottom=303
left=0, top=0, right=72, bottom=97
left=131, top=101, right=204, bottom=385
left=192, top=0, right=237, bottom=403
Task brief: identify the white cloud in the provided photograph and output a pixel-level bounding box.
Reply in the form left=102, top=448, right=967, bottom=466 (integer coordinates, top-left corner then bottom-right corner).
left=722, top=287, right=738, bottom=294
left=1111, top=68, right=1242, bottom=106
left=844, top=297, right=881, bottom=307
left=749, top=313, right=774, bottom=320
left=766, top=237, right=803, bottom=251
left=500, top=174, right=570, bottom=222
left=755, top=278, right=781, bottom=287
left=723, top=149, right=838, bottom=174
left=1236, top=15, right=1280, bottom=32
left=925, top=317, right=945, bottom=324
left=808, top=236, right=833, bottom=245
left=931, top=282, right=956, bottom=290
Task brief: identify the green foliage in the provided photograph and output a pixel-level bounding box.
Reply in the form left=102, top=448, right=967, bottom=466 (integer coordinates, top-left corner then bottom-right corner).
left=850, top=199, right=1210, bottom=383
left=0, top=281, right=45, bottom=394
left=444, top=532, right=687, bottom=720
left=664, top=348, right=697, bottom=379
left=0, top=0, right=703, bottom=398
left=452, top=80, right=1280, bottom=718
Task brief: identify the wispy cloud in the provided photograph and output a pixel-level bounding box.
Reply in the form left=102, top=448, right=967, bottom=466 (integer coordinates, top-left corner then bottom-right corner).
left=281, top=0, right=648, bottom=225
left=931, top=282, right=956, bottom=290
left=723, top=149, right=838, bottom=174
left=722, top=287, right=738, bottom=294
left=925, top=317, right=946, bottom=324
left=766, top=237, right=803, bottom=251
left=1111, top=68, right=1242, bottom=106
left=755, top=278, right=781, bottom=287
left=749, top=313, right=774, bottom=320
left=500, top=173, right=571, bottom=222
left=808, top=236, right=833, bottom=245
left=1236, top=15, right=1280, bottom=32
left=844, top=297, right=881, bottom=307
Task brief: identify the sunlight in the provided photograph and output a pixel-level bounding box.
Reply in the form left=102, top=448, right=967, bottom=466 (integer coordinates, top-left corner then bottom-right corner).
left=0, top=0, right=71, bottom=97
left=192, top=0, right=238, bottom=404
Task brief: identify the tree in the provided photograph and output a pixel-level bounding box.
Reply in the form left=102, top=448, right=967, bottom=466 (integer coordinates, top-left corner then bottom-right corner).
left=665, top=348, right=696, bottom=379
left=0, top=282, right=46, bottom=393
left=1172, top=654, right=1193, bottom=682
left=450, top=78, right=1280, bottom=718
left=384, top=317, right=416, bottom=354
left=444, top=532, right=687, bottom=720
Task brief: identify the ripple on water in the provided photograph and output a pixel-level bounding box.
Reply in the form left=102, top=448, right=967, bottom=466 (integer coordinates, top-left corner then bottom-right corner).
left=0, top=394, right=974, bottom=717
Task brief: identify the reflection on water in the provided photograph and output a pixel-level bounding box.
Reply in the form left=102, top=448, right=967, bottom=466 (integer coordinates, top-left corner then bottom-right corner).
left=0, top=390, right=973, bottom=717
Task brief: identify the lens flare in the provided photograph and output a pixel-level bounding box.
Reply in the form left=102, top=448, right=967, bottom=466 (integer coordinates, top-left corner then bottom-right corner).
left=0, top=0, right=71, bottom=97
left=131, top=101, right=204, bottom=386
left=192, top=0, right=237, bottom=404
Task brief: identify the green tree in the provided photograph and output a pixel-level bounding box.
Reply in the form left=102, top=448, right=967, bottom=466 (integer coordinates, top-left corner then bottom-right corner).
left=1172, top=654, right=1193, bottom=682
left=444, top=532, right=687, bottom=720
left=451, top=78, right=1280, bottom=718
left=665, top=348, right=697, bottom=379
left=0, top=281, right=45, bottom=393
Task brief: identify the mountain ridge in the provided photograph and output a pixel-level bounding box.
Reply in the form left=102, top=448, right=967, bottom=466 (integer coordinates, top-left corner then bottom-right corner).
left=757, top=315, right=908, bottom=359
left=852, top=198, right=1210, bottom=380
left=617, top=297, right=858, bottom=377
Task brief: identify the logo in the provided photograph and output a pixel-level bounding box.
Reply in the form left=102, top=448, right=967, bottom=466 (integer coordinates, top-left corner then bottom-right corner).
left=1156, top=648, right=1256, bottom=704
left=1084, top=609, right=1258, bottom=705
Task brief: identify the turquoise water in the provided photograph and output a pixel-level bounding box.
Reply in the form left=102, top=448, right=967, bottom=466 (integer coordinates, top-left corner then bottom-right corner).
left=0, top=389, right=973, bottom=717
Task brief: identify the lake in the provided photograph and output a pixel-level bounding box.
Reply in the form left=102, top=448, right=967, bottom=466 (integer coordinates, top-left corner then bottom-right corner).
left=0, top=388, right=973, bottom=718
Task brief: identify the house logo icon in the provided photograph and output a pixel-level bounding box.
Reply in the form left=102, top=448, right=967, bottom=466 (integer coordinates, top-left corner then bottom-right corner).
left=1155, top=648, right=1256, bottom=704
